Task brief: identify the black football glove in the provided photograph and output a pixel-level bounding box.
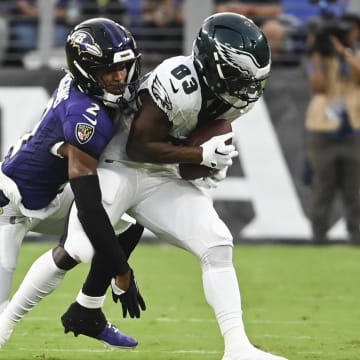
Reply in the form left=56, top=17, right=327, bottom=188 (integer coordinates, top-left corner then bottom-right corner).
left=111, top=269, right=146, bottom=318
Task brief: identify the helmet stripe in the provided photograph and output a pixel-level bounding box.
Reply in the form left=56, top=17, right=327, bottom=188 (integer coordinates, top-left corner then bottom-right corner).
left=103, top=22, right=129, bottom=52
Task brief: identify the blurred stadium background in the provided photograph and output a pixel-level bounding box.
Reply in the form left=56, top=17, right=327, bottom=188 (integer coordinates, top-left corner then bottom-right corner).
left=0, top=0, right=357, bottom=243
left=2, top=4, right=360, bottom=360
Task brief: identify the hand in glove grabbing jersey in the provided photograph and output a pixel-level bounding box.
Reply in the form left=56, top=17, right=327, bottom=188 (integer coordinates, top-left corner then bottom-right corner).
left=200, top=132, right=238, bottom=170
left=192, top=166, right=229, bottom=189
left=111, top=269, right=146, bottom=318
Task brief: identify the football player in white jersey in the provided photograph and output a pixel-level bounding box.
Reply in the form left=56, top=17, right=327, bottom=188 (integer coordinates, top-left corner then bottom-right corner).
left=0, top=12, right=287, bottom=360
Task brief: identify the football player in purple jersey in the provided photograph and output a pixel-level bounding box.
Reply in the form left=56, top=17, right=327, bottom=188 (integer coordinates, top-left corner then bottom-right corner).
left=0, top=18, right=145, bottom=348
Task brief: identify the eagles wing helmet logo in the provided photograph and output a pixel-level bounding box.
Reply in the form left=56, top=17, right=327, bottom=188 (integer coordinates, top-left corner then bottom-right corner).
left=70, top=31, right=103, bottom=57
left=151, top=75, right=173, bottom=111
left=215, top=41, right=260, bottom=77
left=75, top=123, right=95, bottom=144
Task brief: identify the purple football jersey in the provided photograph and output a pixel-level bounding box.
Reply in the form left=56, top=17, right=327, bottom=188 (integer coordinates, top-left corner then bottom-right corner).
left=1, top=74, right=114, bottom=210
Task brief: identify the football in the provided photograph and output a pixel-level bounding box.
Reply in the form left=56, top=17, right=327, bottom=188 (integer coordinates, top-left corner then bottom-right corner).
left=179, top=119, right=232, bottom=180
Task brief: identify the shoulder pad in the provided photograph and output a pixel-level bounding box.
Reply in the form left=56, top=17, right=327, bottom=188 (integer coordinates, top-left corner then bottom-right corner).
left=146, top=56, right=202, bottom=122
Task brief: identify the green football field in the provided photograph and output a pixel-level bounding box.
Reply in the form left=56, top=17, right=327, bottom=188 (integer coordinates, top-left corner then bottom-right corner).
left=1, top=242, right=360, bottom=360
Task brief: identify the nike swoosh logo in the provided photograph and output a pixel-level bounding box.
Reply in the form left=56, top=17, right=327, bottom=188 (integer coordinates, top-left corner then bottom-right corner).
left=82, top=113, right=97, bottom=126
left=170, top=79, right=179, bottom=93
left=215, top=149, right=226, bottom=155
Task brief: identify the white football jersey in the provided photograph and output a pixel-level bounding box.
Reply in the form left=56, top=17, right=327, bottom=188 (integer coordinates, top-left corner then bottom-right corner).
left=145, top=55, right=203, bottom=139
left=144, top=55, right=253, bottom=138
left=101, top=55, right=253, bottom=174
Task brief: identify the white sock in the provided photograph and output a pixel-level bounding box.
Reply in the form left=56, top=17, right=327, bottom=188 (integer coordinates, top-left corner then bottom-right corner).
left=76, top=290, right=105, bottom=309
left=223, top=326, right=255, bottom=356
left=202, top=266, right=252, bottom=352
left=3, top=249, right=66, bottom=323
left=0, top=300, right=9, bottom=315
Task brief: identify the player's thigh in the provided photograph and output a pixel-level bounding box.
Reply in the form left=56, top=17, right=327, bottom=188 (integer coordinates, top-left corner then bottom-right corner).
left=131, top=179, right=233, bottom=258
left=49, top=184, right=74, bottom=220
left=97, top=163, right=137, bottom=229
left=62, top=165, right=137, bottom=262
left=0, top=202, right=34, bottom=270
left=31, top=185, right=74, bottom=235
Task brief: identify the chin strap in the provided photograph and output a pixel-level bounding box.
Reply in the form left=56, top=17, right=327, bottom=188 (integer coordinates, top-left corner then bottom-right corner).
left=100, top=86, right=136, bottom=108
left=101, top=92, right=123, bottom=108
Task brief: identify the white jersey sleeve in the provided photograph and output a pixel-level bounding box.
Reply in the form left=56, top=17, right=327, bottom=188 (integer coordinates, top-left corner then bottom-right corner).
left=142, top=55, right=256, bottom=132
left=143, top=56, right=203, bottom=138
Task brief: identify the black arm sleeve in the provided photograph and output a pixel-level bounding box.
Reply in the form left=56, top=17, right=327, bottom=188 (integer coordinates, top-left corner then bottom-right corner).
left=70, top=174, right=130, bottom=276
left=81, top=224, right=144, bottom=296
left=117, top=223, right=144, bottom=259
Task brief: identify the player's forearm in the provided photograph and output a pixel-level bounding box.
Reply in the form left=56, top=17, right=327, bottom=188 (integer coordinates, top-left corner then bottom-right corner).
left=70, top=174, right=130, bottom=276
left=127, top=140, right=202, bottom=165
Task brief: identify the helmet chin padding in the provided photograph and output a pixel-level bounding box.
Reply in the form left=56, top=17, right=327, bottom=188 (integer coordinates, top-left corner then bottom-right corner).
left=66, top=17, right=141, bottom=106
left=101, top=87, right=134, bottom=108
left=193, top=12, right=271, bottom=107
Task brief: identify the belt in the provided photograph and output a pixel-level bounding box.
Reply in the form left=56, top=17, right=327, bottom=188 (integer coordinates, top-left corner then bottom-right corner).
left=0, top=190, right=9, bottom=207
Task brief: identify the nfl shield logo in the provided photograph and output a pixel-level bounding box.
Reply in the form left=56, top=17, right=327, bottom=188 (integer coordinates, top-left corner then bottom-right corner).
left=75, top=123, right=94, bottom=144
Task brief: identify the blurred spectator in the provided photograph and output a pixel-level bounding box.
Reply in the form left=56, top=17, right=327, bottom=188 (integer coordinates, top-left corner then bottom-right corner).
left=304, top=13, right=360, bottom=245
left=214, top=1, right=287, bottom=56
left=282, top=0, right=351, bottom=59
left=348, top=0, right=360, bottom=14
left=73, top=0, right=127, bottom=26
left=0, top=3, right=9, bottom=65
left=283, top=0, right=348, bottom=29
left=8, top=0, right=70, bottom=59
left=140, top=0, right=183, bottom=57
left=305, top=0, right=350, bottom=52
left=215, top=0, right=282, bottom=20
left=213, top=1, right=352, bottom=60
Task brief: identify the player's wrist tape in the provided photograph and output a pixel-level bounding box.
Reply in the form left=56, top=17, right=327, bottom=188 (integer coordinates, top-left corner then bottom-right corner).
left=70, top=174, right=130, bottom=276
left=111, top=278, right=126, bottom=295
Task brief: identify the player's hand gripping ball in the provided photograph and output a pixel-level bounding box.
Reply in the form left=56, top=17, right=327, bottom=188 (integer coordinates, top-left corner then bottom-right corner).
left=179, top=119, right=233, bottom=180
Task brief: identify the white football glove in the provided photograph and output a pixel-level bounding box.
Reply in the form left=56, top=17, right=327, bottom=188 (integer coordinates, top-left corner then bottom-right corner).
left=212, top=166, right=228, bottom=182
left=192, top=166, right=229, bottom=189
left=200, top=132, right=238, bottom=170
left=192, top=177, right=218, bottom=189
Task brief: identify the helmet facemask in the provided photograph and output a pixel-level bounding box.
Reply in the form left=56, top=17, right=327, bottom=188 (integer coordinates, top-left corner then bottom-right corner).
left=215, top=60, right=268, bottom=107
left=87, top=54, right=141, bottom=108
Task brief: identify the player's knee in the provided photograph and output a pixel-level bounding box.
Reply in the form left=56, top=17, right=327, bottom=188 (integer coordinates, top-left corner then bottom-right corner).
left=200, top=244, right=233, bottom=271
left=52, top=245, right=78, bottom=270
left=63, top=231, right=95, bottom=263
left=78, top=246, right=95, bottom=263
